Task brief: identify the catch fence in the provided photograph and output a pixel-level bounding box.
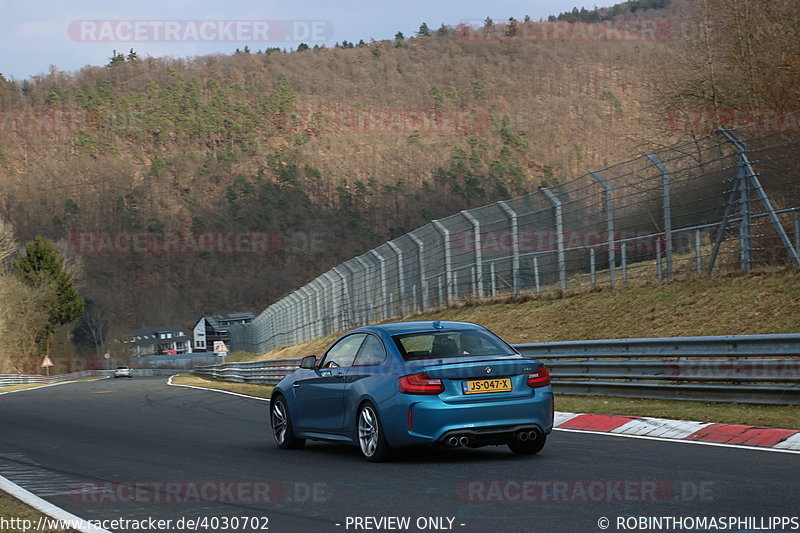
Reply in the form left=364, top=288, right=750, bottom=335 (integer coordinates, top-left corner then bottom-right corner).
left=230, top=113, right=800, bottom=354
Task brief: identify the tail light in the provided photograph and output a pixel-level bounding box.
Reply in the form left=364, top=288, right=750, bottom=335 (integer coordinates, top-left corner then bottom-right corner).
left=527, top=366, right=551, bottom=388
left=398, top=372, right=444, bottom=395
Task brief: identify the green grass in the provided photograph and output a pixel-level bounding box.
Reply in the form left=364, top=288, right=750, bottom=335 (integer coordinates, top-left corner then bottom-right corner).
left=0, top=492, right=77, bottom=533
left=556, top=395, right=800, bottom=430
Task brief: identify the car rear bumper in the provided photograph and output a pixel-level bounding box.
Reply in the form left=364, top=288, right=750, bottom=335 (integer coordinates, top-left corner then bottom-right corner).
left=381, top=389, right=554, bottom=447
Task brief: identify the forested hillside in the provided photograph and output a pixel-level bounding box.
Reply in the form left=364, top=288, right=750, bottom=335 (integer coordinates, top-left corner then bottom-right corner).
left=0, top=0, right=797, bottom=362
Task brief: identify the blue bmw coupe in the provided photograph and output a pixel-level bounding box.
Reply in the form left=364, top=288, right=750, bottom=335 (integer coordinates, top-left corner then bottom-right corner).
left=270, top=321, right=554, bottom=461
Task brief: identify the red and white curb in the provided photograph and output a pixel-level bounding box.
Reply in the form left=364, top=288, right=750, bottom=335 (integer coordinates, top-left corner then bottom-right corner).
left=554, top=412, right=800, bottom=453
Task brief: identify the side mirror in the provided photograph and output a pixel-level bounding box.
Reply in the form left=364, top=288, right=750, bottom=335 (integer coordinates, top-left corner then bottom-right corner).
left=299, top=355, right=317, bottom=369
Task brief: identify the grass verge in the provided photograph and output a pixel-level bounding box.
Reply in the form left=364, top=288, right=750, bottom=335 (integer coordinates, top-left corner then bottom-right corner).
left=556, top=395, right=800, bottom=430
left=171, top=373, right=274, bottom=399
left=0, top=492, right=76, bottom=533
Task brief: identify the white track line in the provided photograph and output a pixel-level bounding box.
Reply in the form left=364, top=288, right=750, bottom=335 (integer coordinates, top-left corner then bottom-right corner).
left=166, top=374, right=270, bottom=402
left=553, top=427, right=800, bottom=455
left=0, top=376, right=109, bottom=396
left=0, top=474, right=110, bottom=533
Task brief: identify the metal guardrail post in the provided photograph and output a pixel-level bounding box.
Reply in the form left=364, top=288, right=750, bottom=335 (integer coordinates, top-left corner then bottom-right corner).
left=369, top=250, right=387, bottom=321
left=408, top=232, right=428, bottom=311
left=386, top=241, right=405, bottom=317
left=432, top=220, right=453, bottom=305
left=541, top=187, right=567, bottom=292
left=590, top=171, right=616, bottom=286
left=461, top=210, right=483, bottom=297
left=497, top=201, right=520, bottom=295
left=645, top=152, right=674, bottom=279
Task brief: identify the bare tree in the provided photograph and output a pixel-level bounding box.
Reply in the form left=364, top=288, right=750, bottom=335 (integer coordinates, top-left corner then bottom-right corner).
left=0, top=218, right=18, bottom=274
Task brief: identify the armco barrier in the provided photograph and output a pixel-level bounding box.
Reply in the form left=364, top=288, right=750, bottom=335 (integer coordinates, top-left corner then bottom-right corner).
left=194, top=334, right=800, bottom=405
left=0, top=368, right=185, bottom=388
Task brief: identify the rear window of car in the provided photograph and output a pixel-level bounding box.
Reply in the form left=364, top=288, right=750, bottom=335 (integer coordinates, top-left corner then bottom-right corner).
left=392, top=329, right=517, bottom=360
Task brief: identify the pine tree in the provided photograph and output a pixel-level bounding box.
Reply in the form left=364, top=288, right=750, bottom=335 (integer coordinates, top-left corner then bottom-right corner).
left=14, top=236, right=84, bottom=351
left=417, top=22, right=431, bottom=37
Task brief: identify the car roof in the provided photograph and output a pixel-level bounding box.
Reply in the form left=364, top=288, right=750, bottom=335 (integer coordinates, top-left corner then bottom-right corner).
left=352, top=321, right=486, bottom=336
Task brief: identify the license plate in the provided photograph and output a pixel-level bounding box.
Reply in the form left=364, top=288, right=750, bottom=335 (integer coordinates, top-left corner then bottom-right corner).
left=463, top=378, right=512, bottom=394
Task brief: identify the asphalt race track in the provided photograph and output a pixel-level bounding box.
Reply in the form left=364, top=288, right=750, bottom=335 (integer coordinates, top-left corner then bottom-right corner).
left=1, top=377, right=798, bottom=533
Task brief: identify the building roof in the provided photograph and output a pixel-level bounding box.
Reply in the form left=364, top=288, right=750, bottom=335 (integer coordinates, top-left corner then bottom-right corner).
left=199, top=312, right=255, bottom=333
left=127, top=325, right=191, bottom=346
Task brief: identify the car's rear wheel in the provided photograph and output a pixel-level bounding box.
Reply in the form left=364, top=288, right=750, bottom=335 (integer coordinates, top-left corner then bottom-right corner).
left=271, top=395, right=305, bottom=450
left=507, top=432, right=547, bottom=455
left=357, top=403, right=391, bottom=462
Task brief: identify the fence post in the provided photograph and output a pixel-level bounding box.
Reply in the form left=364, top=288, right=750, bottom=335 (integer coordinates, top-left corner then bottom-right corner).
left=296, top=287, right=310, bottom=342
left=288, top=293, right=300, bottom=344
left=498, top=201, right=520, bottom=295
left=333, top=266, right=351, bottom=330
left=645, top=152, right=673, bottom=279
left=719, top=127, right=800, bottom=268
left=432, top=220, right=453, bottom=305
left=695, top=229, right=702, bottom=273
left=795, top=212, right=800, bottom=256
left=490, top=261, right=497, bottom=297
left=409, top=232, right=428, bottom=311
left=355, top=256, right=372, bottom=324
left=370, top=250, right=387, bottom=321
left=387, top=241, right=405, bottom=317
left=541, top=187, right=567, bottom=292
left=461, top=210, right=483, bottom=298
left=312, top=279, right=324, bottom=338
left=738, top=166, right=753, bottom=273
left=590, top=171, right=616, bottom=286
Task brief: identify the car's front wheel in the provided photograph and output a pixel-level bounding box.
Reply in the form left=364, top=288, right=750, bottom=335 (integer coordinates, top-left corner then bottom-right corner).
left=271, top=395, right=305, bottom=450
left=357, top=403, right=391, bottom=462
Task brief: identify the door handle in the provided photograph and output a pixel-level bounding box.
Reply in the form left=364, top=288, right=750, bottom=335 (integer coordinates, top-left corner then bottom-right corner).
left=335, top=372, right=345, bottom=379
left=292, top=383, right=300, bottom=388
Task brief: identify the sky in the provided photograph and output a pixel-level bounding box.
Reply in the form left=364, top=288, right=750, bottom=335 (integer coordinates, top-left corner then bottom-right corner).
left=0, top=0, right=619, bottom=81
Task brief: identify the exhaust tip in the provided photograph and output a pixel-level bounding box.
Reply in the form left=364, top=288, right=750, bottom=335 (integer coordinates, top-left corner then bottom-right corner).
left=459, top=436, right=470, bottom=447
left=527, top=430, right=539, bottom=441
left=447, top=436, right=460, bottom=447
left=517, top=431, right=529, bottom=442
